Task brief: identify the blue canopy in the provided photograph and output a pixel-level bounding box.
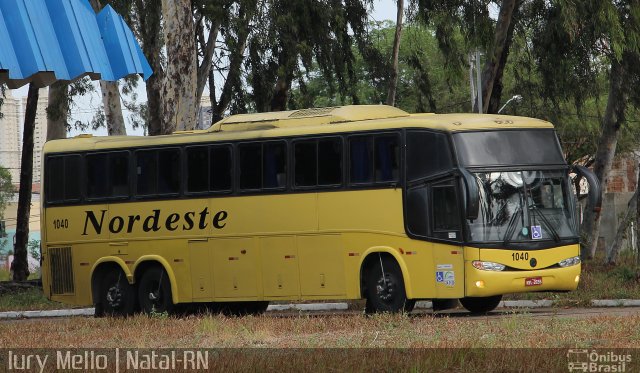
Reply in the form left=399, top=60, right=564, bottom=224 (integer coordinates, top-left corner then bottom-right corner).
left=0, top=0, right=152, bottom=89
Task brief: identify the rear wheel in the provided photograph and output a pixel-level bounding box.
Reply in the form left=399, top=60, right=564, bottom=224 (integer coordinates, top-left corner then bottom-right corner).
left=459, top=295, right=502, bottom=314
left=96, top=267, right=136, bottom=317
left=364, top=255, right=411, bottom=313
left=138, top=266, right=174, bottom=315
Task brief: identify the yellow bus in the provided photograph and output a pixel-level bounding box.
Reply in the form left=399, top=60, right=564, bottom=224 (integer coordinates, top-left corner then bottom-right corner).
left=40, top=105, right=600, bottom=316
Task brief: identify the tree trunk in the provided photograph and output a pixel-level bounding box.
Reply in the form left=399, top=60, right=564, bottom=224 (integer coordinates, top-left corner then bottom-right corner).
left=485, top=0, right=519, bottom=114
left=474, top=0, right=518, bottom=114
left=100, top=81, right=126, bottom=136
left=161, top=0, right=198, bottom=133
left=136, top=0, right=164, bottom=136
left=581, top=58, right=630, bottom=259
left=46, top=82, right=68, bottom=141
left=386, top=0, right=404, bottom=107
left=89, top=0, right=126, bottom=136
left=12, top=84, right=38, bottom=281
left=606, top=189, right=637, bottom=264
left=214, top=3, right=255, bottom=117
left=270, top=78, right=289, bottom=112
left=196, top=18, right=220, bottom=105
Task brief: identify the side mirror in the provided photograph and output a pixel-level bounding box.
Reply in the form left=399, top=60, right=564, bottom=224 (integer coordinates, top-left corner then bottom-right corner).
left=572, top=165, right=602, bottom=212
left=460, top=168, right=479, bottom=220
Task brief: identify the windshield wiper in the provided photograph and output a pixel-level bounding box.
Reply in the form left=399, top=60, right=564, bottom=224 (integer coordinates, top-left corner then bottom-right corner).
left=529, top=204, right=561, bottom=242
left=502, top=206, right=522, bottom=246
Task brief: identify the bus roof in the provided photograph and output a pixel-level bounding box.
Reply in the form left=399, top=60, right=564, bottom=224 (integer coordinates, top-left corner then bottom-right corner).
left=44, top=105, right=554, bottom=153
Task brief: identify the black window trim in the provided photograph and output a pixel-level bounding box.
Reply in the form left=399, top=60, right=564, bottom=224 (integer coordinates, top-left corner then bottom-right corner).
left=236, top=140, right=288, bottom=193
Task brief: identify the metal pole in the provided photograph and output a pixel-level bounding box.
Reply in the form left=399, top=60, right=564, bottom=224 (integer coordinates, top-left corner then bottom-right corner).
left=469, top=53, right=476, bottom=112
left=475, top=50, right=483, bottom=114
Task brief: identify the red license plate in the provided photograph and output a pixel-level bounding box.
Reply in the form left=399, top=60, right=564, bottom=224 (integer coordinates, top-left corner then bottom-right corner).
left=525, top=277, right=543, bottom=286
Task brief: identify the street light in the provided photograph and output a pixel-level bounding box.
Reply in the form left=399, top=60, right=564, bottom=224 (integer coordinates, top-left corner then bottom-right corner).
left=498, top=94, right=523, bottom=114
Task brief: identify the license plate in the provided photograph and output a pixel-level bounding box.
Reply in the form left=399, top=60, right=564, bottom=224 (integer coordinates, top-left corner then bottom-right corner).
left=525, top=277, right=542, bottom=286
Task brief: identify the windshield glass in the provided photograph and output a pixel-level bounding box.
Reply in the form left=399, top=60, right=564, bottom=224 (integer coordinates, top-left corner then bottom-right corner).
left=467, top=170, right=577, bottom=243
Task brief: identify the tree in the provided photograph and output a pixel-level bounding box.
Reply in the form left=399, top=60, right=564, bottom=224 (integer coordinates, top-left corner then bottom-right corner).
left=475, top=0, right=519, bottom=114
left=12, top=84, right=38, bottom=281
left=161, top=0, right=198, bottom=132
left=0, top=166, right=13, bottom=222
left=386, top=0, right=404, bottom=106
left=47, top=82, right=69, bottom=141
left=135, top=0, right=164, bottom=135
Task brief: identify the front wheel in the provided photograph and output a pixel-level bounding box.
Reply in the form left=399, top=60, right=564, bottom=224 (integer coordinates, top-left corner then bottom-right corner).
left=138, top=266, right=174, bottom=315
left=364, top=256, right=411, bottom=313
left=459, top=295, right=502, bottom=314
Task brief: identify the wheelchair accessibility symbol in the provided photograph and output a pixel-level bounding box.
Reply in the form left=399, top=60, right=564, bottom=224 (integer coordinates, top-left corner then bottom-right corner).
left=531, top=225, right=542, bottom=240
left=435, top=271, right=444, bottom=283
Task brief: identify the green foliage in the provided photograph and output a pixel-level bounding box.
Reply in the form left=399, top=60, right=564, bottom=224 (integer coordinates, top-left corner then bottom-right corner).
left=0, top=166, right=14, bottom=221
left=27, top=240, right=40, bottom=262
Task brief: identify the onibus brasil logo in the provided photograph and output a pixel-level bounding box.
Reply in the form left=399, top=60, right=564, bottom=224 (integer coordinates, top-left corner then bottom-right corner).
left=567, top=349, right=632, bottom=372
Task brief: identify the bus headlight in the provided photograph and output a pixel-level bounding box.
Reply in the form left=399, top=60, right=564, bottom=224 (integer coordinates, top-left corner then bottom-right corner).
left=472, top=261, right=505, bottom=271
left=558, top=256, right=581, bottom=267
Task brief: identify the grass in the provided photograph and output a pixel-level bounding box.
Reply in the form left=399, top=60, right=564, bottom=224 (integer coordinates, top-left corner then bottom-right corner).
left=0, top=312, right=638, bottom=371
left=1, top=311, right=639, bottom=348
left=0, top=287, right=65, bottom=312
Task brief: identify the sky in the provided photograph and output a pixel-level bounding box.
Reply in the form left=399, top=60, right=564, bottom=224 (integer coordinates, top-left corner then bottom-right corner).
left=11, top=0, right=399, bottom=137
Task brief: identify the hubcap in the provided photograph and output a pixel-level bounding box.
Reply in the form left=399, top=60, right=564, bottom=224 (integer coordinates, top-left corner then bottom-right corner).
left=106, top=286, right=122, bottom=308
left=376, top=274, right=395, bottom=302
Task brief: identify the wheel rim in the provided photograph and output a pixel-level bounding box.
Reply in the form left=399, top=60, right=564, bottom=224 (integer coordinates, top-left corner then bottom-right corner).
left=144, top=280, right=164, bottom=310
left=376, top=273, right=396, bottom=302
left=106, top=285, right=122, bottom=308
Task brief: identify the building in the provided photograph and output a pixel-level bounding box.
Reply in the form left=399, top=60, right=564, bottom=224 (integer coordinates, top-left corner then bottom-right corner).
left=23, top=88, right=49, bottom=184
left=0, top=88, right=48, bottom=186
left=0, top=90, right=22, bottom=183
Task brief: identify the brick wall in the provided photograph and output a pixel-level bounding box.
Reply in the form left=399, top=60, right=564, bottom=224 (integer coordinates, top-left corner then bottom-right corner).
left=605, top=154, right=638, bottom=193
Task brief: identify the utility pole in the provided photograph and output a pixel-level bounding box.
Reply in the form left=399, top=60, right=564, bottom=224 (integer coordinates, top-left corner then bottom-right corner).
left=469, top=51, right=483, bottom=114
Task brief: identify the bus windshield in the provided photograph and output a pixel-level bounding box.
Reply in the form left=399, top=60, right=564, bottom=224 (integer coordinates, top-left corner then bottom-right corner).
left=466, top=170, right=577, bottom=244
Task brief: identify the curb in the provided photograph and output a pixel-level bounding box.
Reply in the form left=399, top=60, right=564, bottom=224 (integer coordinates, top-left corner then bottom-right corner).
left=1, top=299, right=639, bottom=319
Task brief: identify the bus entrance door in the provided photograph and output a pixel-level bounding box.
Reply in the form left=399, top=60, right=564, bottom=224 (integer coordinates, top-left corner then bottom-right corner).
left=432, top=243, right=465, bottom=298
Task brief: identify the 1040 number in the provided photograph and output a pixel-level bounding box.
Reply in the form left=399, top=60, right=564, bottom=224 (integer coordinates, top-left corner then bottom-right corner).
left=53, top=219, right=69, bottom=229
left=512, top=252, right=529, bottom=261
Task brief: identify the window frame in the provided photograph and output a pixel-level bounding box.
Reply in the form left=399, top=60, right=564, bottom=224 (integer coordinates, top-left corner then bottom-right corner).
left=348, top=131, right=401, bottom=188
left=292, top=135, right=344, bottom=191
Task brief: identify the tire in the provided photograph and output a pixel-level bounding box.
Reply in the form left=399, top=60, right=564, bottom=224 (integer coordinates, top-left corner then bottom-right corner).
left=96, top=267, right=136, bottom=317
left=364, top=256, right=410, bottom=313
left=138, top=266, right=174, bottom=315
left=459, top=295, right=502, bottom=314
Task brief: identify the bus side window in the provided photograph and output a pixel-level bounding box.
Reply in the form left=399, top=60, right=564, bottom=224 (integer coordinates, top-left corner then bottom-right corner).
left=158, top=149, right=180, bottom=194
left=47, top=155, right=82, bottom=203
left=318, top=137, right=342, bottom=186
left=86, top=154, right=108, bottom=199
left=238, top=143, right=261, bottom=190
left=64, top=155, right=82, bottom=201
left=210, top=145, right=232, bottom=192
left=294, top=140, right=317, bottom=187
left=187, top=146, right=209, bottom=193
left=406, top=184, right=428, bottom=237
left=374, top=135, right=399, bottom=182
left=263, top=141, right=286, bottom=189
left=431, top=184, right=461, bottom=240
left=109, top=152, right=129, bottom=198
left=349, top=136, right=373, bottom=184
left=407, top=131, right=452, bottom=181
left=136, top=150, right=157, bottom=195
left=46, top=157, right=65, bottom=203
